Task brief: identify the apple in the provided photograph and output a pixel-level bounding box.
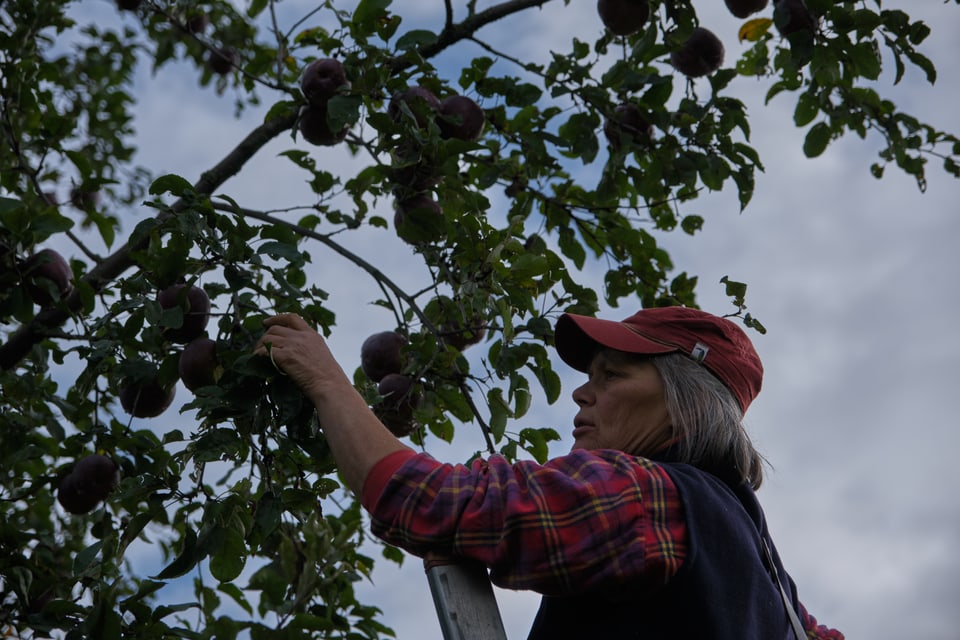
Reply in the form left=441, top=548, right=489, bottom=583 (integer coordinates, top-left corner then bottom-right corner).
left=774, top=0, right=817, bottom=36
left=670, top=27, right=725, bottom=78
left=393, top=193, right=445, bottom=245
left=438, top=95, right=485, bottom=141
left=388, top=86, right=441, bottom=129
left=603, top=102, right=653, bottom=151
left=300, top=58, right=350, bottom=107
left=119, top=375, right=176, bottom=418
left=388, top=141, right=443, bottom=192
left=208, top=46, right=237, bottom=76
left=178, top=336, right=220, bottom=391
left=69, top=187, right=100, bottom=210
left=57, top=454, right=120, bottom=514
left=157, top=283, right=211, bottom=344
left=373, top=373, right=420, bottom=437
left=724, top=0, right=769, bottom=19
left=360, top=331, right=407, bottom=383
left=298, top=105, right=350, bottom=146
left=443, top=319, right=487, bottom=351
left=185, top=13, right=209, bottom=34
left=23, top=248, right=72, bottom=307
left=597, top=0, right=650, bottom=37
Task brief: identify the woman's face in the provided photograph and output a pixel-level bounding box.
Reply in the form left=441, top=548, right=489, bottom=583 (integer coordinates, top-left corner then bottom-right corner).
left=570, top=349, right=673, bottom=455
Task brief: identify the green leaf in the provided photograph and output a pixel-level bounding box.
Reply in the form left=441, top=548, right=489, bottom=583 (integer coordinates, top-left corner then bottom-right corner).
left=794, top=92, right=819, bottom=127
left=74, top=540, right=104, bottom=576
left=153, top=527, right=200, bottom=580
left=850, top=41, right=881, bottom=80
left=209, top=527, right=246, bottom=583
left=802, top=122, right=832, bottom=158
left=257, top=240, right=303, bottom=262
left=519, top=427, right=560, bottom=464
left=395, top=29, right=438, bottom=50
left=353, top=0, right=392, bottom=36
left=218, top=582, right=253, bottom=615
left=720, top=275, right=748, bottom=306
left=247, top=0, right=268, bottom=18
left=149, top=174, right=194, bottom=197
left=0, top=196, right=24, bottom=216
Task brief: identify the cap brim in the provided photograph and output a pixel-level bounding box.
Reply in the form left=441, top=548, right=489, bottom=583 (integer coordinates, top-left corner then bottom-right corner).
left=554, top=313, right=677, bottom=372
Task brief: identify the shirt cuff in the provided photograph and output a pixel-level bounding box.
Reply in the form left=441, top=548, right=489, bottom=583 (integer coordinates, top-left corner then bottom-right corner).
left=360, top=448, right=419, bottom=511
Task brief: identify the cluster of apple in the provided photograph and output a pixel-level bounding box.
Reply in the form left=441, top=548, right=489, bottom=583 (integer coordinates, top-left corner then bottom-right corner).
left=388, top=84, right=486, bottom=245
left=598, top=0, right=815, bottom=71
left=118, top=283, right=220, bottom=419
left=597, top=0, right=816, bottom=150
left=297, top=58, right=353, bottom=146
left=359, top=297, right=489, bottom=436
left=294, top=57, right=488, bottom=243
left=56, top=453, right=120, bottom=515
left=115, top=1, right=231, bottom=77
left=15, top=248, right=74, bottom=308
left=359, top=330, right=421, bottom=437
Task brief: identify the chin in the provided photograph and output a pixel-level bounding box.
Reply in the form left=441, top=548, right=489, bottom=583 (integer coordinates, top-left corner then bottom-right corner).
left=570, top=437, right=597, bottom=452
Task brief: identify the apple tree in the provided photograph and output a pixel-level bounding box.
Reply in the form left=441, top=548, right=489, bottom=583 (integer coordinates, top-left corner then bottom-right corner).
left=1, top=0, right=956, bottom=638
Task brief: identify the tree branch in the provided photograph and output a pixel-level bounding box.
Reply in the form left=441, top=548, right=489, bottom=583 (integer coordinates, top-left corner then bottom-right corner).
left=388, top=0, right=554, bottom=72
left=0, top=111, right=297, bottom=371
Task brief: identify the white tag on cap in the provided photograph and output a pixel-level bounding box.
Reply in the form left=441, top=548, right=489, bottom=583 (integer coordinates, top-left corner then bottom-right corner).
left=690, top=342, right=709, bottom=362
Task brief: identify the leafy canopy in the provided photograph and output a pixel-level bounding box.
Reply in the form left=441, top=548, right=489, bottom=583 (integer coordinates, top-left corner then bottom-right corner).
left=0, top=0, right=956, bottom=638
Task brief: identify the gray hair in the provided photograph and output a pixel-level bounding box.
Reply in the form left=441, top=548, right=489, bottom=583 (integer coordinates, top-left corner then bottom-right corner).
left=651, top=353, right=766, bottom=489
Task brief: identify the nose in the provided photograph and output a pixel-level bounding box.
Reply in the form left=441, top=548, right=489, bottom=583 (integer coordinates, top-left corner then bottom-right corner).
left=572, top=380, right=592, bottom=407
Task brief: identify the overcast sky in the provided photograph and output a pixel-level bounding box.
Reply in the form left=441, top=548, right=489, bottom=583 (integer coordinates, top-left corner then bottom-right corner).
left=61, top=1, right=960, bottom=638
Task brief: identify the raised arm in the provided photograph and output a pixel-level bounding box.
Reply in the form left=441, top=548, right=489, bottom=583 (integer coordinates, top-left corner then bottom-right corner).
left=253, top=313, right=411, bottom=494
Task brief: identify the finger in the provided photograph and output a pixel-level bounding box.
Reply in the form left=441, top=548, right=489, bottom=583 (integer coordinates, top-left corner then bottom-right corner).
left=263, top=313, right=309, bottom=330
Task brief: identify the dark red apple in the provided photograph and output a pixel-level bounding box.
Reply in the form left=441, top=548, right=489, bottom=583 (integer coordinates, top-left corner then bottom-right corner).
left=178, top=336, right=220, bottom=391
left=388, top=86, right=441, bottom=129
left=23, top=249, right=72, bottom=307
left=388, top=141, right=443, bottom=192
left=724, top=0, right=769, bottom=19
left=119, top=376, right=176, bottom=418
left=438, top=95, right=485, bottom=141
left=597, top=0, right=650, bottom=37
left=774, top=0, right=817, bottom=36
left=603, top=102, right=653, bottom=151
left=443, top=319, right=487, bottom=351
left=69, top=187, right=100, bottom=210
left=157, top=283, right=211, bottom=344
left=208, top=46, right=237, bottom=76
left=670, top=27, right=725, bottom=78
left=298, top=105, right=350, bottom=146
left=57, top=454, right=120, bottom=514
left=393, top=194, right=445, bottom=245
left=373, top=373, right=420, bottom=437
left=185, top=13, right=209, bottom=34
left=300, top=58, right=350, bottom=107
left=360, top=331, right=408, bottom=383
left=57, top=474, right=101, bottom=515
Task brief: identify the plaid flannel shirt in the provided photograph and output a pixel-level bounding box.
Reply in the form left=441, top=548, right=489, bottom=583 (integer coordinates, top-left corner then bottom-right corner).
left=361, top=448, right=844, bottom=639
left=361, top=448, right=686, bottom=596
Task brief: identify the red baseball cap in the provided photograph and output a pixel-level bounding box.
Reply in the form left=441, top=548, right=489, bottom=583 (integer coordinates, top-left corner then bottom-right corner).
left=554, top=306, right=763, bottom=413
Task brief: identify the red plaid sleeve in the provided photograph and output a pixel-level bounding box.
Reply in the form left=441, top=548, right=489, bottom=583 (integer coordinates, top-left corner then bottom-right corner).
left=800, top=602, right=845, bottom=639
left=362, top=448, right=686, bottom=596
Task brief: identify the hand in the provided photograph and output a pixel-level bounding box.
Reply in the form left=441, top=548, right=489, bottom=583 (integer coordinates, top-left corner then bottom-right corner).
left=253, top=313, right=348, bottom=401
left=253, top=313, right=411, bottom=495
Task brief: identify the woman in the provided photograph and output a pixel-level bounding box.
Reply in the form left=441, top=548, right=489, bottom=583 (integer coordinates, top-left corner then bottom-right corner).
left=255, top=306, right=843, bottom=639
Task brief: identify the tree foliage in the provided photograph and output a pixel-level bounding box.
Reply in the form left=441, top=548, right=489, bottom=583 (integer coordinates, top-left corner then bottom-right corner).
left=1, top=0, right=956, bottom=637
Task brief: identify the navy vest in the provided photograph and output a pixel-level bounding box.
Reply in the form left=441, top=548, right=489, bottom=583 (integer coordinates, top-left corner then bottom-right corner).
left=527, top=461, right=801, bottom=639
